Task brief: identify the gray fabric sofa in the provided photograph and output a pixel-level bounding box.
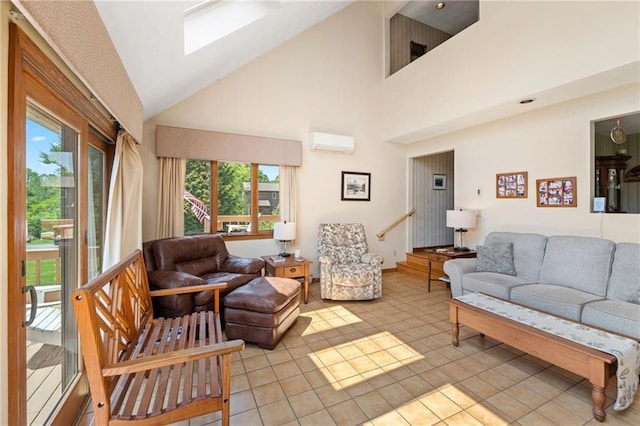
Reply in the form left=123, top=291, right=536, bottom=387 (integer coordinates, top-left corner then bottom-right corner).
left=443, top=232, right=640, bottom=339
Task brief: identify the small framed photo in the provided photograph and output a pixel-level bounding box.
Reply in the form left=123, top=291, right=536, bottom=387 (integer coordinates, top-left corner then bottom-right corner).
left=341, top=171, right=371, bottom=201
left=536, top=176, right=577, bottom=207
left=433, top=174, right=446, bottom=190
left=496, top=171, right=528, bottom=198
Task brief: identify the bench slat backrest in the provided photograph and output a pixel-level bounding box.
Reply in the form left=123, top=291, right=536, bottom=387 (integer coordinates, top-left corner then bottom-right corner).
left=72, top=250, right=154, bottom=407
left=73, top=249, right=243, bottom=425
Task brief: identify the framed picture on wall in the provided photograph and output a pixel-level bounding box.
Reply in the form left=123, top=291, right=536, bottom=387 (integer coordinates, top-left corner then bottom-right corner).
left=433, top=174, right=446, bottom=190
left=496, top=171, right=528, bottom=198
left=536, top=176, right=577, bottom=207
left=341, top=171, right=371, bottom=201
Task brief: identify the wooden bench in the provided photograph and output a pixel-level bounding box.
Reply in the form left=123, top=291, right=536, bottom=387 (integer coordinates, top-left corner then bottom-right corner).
left=72, top=249, right=244, bottom=425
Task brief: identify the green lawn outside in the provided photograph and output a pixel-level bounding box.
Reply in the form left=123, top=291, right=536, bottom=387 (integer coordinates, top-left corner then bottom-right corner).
left=26, top=259, right=59, bottom=286
left=28, top=239, right=55, bottom=246
left=27, top=240, right=60, bottom=286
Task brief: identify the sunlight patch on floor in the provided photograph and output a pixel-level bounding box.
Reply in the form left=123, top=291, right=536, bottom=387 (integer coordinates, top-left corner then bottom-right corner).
left=306, top=330, right=425, bottom=391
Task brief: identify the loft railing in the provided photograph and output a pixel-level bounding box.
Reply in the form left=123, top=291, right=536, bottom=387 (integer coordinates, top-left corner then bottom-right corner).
left=376, top=208, right=416, bottom=241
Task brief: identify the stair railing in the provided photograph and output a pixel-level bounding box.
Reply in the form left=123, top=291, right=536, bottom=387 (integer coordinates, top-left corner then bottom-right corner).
left=376, top=208, right=415, bottom=241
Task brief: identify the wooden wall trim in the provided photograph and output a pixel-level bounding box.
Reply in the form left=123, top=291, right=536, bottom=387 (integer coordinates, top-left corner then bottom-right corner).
left=13, top=25, right=117, bottom=142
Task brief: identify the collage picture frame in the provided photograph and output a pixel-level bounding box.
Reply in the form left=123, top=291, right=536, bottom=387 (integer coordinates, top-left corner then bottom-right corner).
left=496, top=171, right=528, bottom=198
left=536, top=176, right=577, bottom=207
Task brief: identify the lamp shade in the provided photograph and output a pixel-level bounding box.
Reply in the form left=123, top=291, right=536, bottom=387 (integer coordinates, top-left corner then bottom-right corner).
left=446, top=210, right=477, bottom=229
left=273, top=221, right=296, bottom=241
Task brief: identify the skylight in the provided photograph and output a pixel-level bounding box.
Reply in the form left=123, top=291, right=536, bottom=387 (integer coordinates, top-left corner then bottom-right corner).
left=184, top=0, right=282, bottom=55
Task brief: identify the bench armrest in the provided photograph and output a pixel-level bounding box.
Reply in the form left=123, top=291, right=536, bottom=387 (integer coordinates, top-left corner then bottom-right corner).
left=102, top=339, right=245, bottom=376
left=149, top=282, right=228, bottom=297
left=147, top=270, right=204, bottom=290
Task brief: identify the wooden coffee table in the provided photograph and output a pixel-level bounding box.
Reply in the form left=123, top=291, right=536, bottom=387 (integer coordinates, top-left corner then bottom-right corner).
left=448, top=298, right=617, bottom=422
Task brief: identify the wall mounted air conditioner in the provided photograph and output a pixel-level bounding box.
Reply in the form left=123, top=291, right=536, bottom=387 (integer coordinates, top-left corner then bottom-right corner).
left=309, top=131, right=354, bottom=153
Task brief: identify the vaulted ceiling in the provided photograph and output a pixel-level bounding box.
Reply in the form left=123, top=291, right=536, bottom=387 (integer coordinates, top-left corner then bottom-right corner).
left=95, top=1, right=355, bottom=119
left=94, top=1, right=477, bottom=120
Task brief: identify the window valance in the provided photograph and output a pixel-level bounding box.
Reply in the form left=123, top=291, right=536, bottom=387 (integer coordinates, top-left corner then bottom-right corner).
left=13, top=0, right=143, bottom=143
left=155, top=125, right=302, bottom=166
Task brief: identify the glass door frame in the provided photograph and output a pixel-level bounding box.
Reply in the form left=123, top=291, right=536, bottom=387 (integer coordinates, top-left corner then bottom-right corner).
left=7, top=24, right=117, bottom=425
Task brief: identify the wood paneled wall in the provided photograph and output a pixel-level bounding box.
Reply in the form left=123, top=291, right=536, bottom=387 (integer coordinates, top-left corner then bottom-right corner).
left=389, top=13, right=451, bottom=75
left=413, top=151, right=454, bottom=247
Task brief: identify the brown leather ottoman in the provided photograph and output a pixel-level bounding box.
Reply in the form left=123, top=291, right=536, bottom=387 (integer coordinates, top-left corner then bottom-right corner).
left=223, top=276, right=301, bottom=350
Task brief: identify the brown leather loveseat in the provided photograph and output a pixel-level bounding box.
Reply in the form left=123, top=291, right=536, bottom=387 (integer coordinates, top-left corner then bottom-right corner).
left=142, top=234, right=264, bottom=318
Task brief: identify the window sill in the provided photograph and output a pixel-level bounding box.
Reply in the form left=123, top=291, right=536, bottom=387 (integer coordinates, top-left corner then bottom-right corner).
left=221, top=231, right=273, bottom=241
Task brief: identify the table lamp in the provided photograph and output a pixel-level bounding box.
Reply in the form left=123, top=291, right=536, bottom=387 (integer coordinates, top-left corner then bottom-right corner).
left=273, top=221, right=296, bottom=257
left=446, top=209, right=477, bottom=251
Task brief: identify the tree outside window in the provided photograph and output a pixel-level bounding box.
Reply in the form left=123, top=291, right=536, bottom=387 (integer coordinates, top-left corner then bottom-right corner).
left=184, top=160, right=280, bottom=236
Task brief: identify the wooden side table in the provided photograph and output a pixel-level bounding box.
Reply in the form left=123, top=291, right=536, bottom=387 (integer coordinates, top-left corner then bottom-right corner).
left=262, top=255, right=313, bottom=303
left=420, top=247, right=476, bottom=292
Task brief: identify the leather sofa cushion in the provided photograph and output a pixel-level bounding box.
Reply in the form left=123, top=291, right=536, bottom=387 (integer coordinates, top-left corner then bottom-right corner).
left=224, top=296, right=300, bottom=327
left=152, top=294, right=194, bottom=318
left=224, top=277, right=300, bottom=314
left=153, top=234, right=229, bottom=271
left=193, top=272, right=261, bottom=306
left=147, top=270, right=204, bottom=289
left=175, top=256, right=218, bottom=276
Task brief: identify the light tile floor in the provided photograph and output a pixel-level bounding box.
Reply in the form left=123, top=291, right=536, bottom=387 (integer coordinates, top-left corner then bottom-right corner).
left=78, top=271, right=640, bottom=425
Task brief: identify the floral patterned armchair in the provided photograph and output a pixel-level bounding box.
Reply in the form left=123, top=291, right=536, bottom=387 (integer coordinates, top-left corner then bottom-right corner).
left=317, top=223, right=383, bottom=300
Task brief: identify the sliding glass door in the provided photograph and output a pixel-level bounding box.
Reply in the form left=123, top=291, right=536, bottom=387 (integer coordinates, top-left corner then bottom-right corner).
left=24, top=102, right=80, bottom=425
left=8, top=24, right=116, bottom=425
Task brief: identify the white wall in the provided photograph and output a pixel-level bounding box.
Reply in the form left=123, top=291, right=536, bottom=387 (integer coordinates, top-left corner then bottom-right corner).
left=141, top=1, right=408, bottom=277
left=383, top=0, right=640, bottom=142
left=407, top=83, right=640, bottom=247
left=141, top=0, right=640, bottom=276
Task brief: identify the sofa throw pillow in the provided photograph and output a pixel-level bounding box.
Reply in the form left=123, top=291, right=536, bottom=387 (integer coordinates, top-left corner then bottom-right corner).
left=475, top=243, right=516, bottom=276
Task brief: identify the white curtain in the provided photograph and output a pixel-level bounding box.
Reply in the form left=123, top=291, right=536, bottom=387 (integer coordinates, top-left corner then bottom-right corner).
left=156, top=157, right=186, bottom=238
left=103, top=131, right=143, bottom=269
left=279, top=166, right=298, bottom=223
left=87, top=151, right=99, bottom=279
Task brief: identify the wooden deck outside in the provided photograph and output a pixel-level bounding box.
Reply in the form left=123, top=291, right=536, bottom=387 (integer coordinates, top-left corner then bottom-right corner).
left=26, top=340, right=63, bottom=425
left=26, top=247, right=64, bottom=425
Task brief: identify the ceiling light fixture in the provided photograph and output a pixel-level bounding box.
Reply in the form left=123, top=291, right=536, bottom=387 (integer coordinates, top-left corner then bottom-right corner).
left=519, top=98, right=535, bottom=104
left=435, top=2, right=446, bottom=10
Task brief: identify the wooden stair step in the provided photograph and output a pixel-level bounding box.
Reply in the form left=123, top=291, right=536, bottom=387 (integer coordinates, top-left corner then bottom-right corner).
left=405, top=252, right=430, bottom=267
left=396, top=261, right=429, bottom=279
